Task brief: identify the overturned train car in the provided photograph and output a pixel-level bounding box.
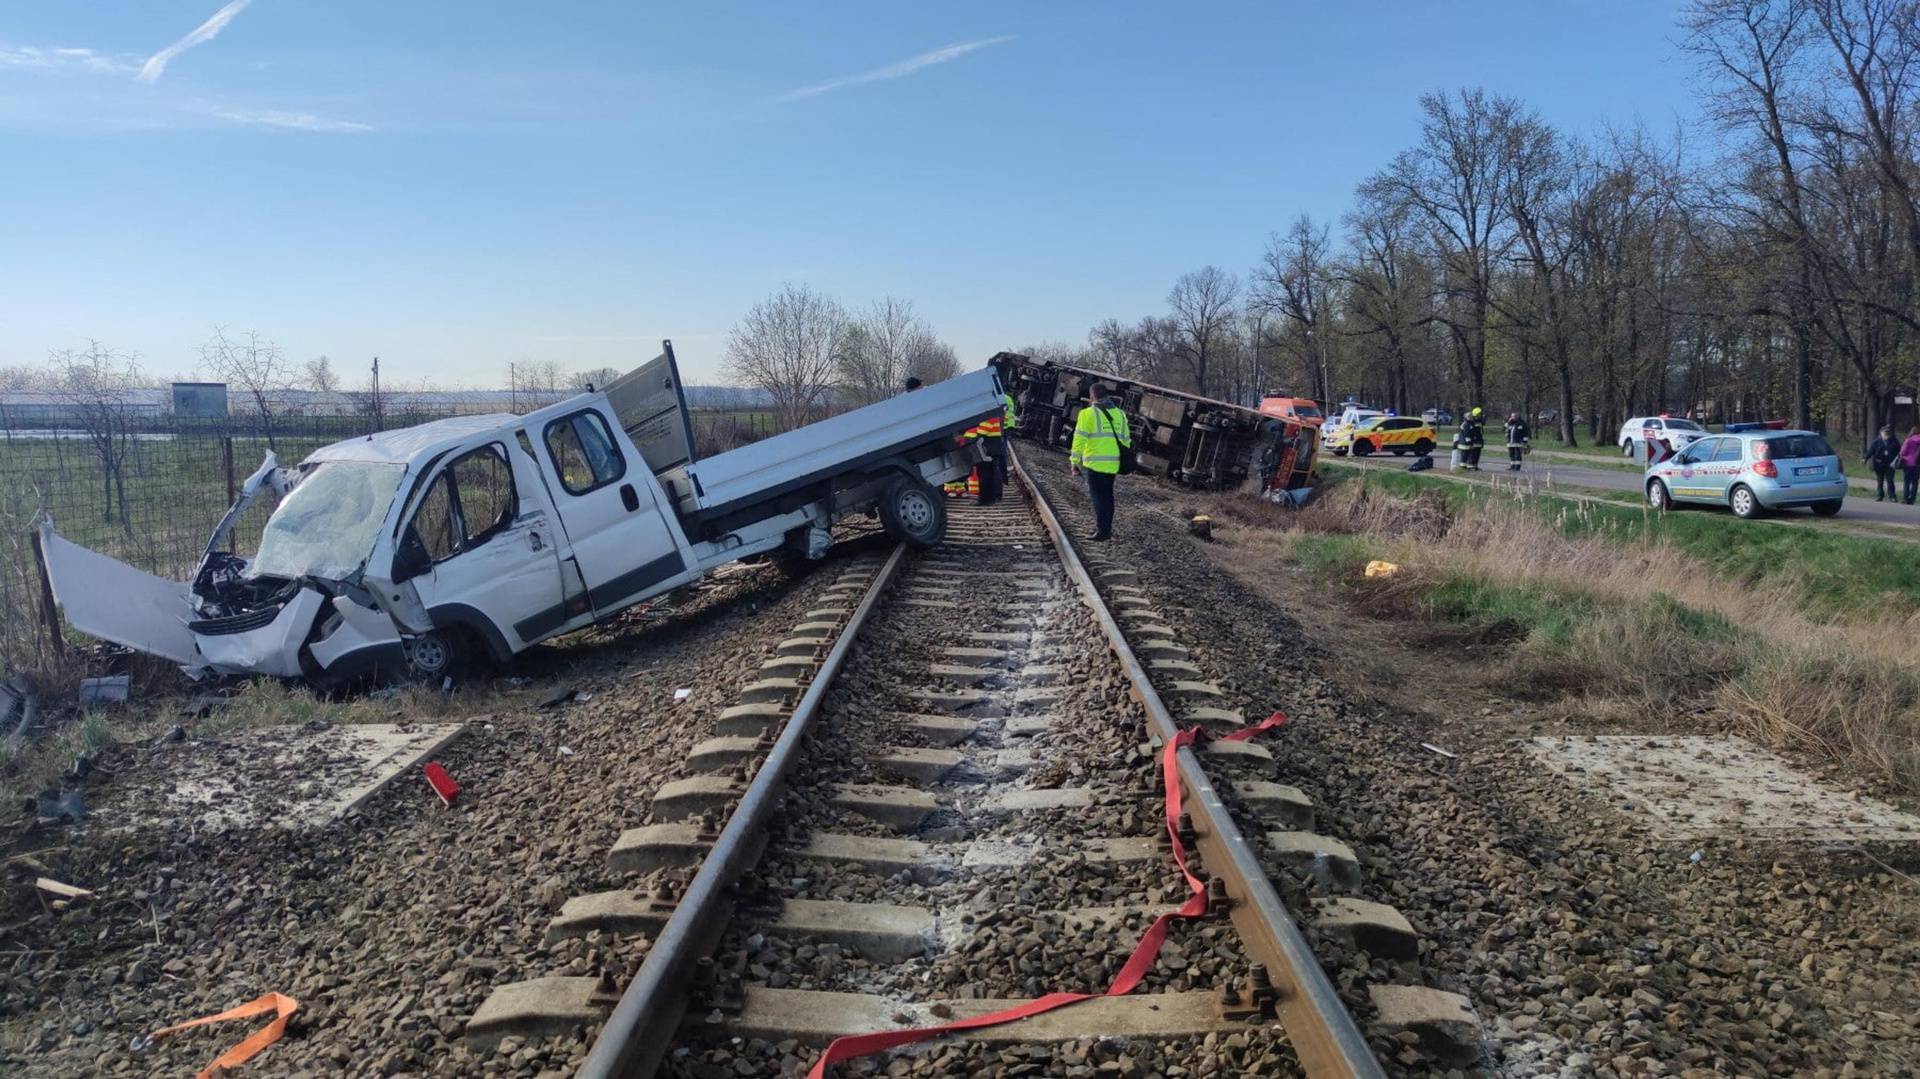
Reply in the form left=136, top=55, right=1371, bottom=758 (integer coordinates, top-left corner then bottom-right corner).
left=993, top=353, right=1319, bottom=498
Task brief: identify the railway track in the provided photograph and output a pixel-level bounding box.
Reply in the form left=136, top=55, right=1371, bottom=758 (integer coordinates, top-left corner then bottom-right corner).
left=464, top=447, right=1470, bottom=1077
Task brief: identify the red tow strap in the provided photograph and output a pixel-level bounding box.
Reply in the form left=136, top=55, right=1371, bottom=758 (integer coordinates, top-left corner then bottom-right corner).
left=805, top=711, right=1290, bottom=1078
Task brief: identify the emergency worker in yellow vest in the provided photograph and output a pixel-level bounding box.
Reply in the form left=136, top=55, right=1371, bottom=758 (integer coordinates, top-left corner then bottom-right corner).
left=1068, top=382, right=1130, bottom=541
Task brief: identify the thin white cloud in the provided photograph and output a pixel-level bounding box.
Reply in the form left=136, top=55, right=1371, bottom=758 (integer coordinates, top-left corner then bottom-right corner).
left=213, top=107, right=372, bottom=133
left=776, top=36, right=1014, bottom=102
left=138, top=0, right=254, bottom=83
left=1, top=44, right=139, bottom=75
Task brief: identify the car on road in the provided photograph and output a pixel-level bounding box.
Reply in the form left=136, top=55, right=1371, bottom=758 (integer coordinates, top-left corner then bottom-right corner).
left=1644, top=429, right=1847, bottom=518
left=1618, top=415, right=1709, bottom=458
left=1327, top=414, right=1438, bottom=457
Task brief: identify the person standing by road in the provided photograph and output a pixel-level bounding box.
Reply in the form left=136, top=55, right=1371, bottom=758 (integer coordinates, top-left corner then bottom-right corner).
left=1899, top=426, right=1920, bottom=505
left=1069, top=383, right=1131, bottom=542
left=1504, top=412, right=1531, bottom=471
left=1455, top=407, right=1486, bottom=471
left=1866, top=425, right=1900, bottom=502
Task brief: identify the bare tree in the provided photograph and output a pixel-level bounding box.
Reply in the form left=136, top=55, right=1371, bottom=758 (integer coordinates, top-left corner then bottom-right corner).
left=304, top=355, right=341, bottom=395
left=905, top=340, right=961, bottom=385
left=724, top=284, right=851, bottom=430
left=570, top=367, right=624, bottom=391
left=47, top=342, right=145, bottom=529
left=1087, top=319, right=1134, bottom=377
left=201, top=328, right=292, bottom=448
left=1254, top=216, right=1336, bottom=404
left=1684, top=0, right=1821, bottom=426
left=1165, top=266, right=1241, bottom=396
left=840, top=297, right=943, bottom=404
left=1341, top=198, right=1434, bottom=415
left=509, top=360, right=567, bottom=410
left=1364, top=88, right=1531, bottom=406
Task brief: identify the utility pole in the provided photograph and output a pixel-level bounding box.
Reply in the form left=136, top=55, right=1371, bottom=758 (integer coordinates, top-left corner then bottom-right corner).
left=370, top=356, right=382, bottom=433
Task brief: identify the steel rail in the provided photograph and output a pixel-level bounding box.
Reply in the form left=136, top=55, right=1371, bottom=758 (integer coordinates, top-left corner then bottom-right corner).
left=1008, top=443, right=1383, bottom=1079
left=578, top=541, right=911, bottom=1079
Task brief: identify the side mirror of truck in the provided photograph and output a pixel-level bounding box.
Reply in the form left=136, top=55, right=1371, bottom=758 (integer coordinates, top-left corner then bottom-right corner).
left=392, top=530, right=433, bottom=583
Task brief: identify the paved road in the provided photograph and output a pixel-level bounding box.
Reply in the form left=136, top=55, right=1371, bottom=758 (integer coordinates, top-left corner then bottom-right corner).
left=1339, top=451, right=1920, bottom=533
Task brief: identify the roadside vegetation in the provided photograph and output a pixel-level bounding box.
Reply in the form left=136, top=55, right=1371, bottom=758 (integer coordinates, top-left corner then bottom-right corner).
left=1202, top=472, right=1920, bottom=795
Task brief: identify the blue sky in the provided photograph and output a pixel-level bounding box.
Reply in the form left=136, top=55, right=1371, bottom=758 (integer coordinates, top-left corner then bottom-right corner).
left=1, top=1, right=1706, bottom=387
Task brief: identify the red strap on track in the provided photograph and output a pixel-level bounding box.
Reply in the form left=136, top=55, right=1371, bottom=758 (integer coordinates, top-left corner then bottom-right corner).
left=805, top=711, right=1289, bottom=1078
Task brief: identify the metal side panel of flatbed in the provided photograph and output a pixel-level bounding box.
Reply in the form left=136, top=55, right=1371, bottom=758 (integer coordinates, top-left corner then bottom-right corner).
left=679, top=370, right=1002, bottom=521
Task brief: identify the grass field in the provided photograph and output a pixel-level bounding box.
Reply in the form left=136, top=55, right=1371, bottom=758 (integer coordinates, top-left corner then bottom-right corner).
left=1327, top=463, right=1920, bottom=619
left=1226, top=470, right=1920, bottom=792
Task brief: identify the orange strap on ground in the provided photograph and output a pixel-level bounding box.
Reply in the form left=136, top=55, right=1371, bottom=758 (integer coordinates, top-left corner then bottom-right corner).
left=149, top=991, right=299, bottom=1079
left=805, top=711, right=1289, bottom=1078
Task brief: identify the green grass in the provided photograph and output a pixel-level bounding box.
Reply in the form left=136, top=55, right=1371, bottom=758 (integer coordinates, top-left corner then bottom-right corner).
left=1325, top=464, right=1920, bottom=620
left=1421, top=575, right=1601, bottom=645
left=1287, top=534, right=1380, bottom=577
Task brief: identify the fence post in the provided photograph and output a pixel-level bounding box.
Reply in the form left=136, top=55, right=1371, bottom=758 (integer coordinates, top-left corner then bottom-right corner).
left=223, top=435, right=236, bottom=505
left=28, top=527, right=67, bottom=662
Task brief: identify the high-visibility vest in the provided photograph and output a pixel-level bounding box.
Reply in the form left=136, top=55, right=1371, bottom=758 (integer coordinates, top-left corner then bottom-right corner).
left=1003, top=393, right=1018, bottom=431
left=1070, top=404, right=1131, bottom=474
left=962, top=423, right=981, bottom=441
left=978, top=416, right=1003, bottom=438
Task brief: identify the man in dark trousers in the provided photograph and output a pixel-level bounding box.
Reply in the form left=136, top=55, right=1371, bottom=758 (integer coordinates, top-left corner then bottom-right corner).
left=1867, top=425, right=1900, bottom=501
left=1456, top=407, right=1486, bottom=470
left=1504, top=412, right=1531, bottom=471
left=1069, top=383, right=1131, bottom=541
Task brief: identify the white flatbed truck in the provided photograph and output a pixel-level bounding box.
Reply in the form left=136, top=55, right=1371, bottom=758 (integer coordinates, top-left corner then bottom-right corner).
left=40, top=343, right=999, bottom=683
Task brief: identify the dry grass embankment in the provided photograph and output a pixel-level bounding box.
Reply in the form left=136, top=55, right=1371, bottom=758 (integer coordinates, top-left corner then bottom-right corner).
left=1195, top=477, right=1920, bottom=794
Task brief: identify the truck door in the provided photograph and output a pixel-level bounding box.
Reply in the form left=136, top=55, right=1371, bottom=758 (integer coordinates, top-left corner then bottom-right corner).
left=395, top=441, right=565, bottom=654
left=536, top=406, right=692, bottom=617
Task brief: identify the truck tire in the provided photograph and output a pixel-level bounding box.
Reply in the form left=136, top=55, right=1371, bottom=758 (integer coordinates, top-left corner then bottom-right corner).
left=404, top=629, right=473, bottom=684
left=880, top=475, right=945, bottom=548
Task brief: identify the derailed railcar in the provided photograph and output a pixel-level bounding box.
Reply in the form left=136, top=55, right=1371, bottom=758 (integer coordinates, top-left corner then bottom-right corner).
left=991, top=352, right=1318, bottom=499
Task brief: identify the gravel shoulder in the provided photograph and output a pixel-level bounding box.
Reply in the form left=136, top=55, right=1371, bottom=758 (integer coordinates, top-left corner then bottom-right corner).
left=0, top=546, right=883, bottom=1077
left=1023, top=446, right=1920, bottom=1078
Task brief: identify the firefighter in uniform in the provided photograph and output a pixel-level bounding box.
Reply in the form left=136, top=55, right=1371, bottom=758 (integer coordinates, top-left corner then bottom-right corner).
left=976, top=407, right=1004, bottom=505
left=1504, top=412, right=1531, bottom=471
left=1069, top=383, right=1130, bottom=541
left=1455, top=407, right=1486, bottom=471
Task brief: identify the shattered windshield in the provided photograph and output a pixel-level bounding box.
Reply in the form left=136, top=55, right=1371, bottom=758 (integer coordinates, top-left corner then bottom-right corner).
left=249, top=462, right=407, bottom=581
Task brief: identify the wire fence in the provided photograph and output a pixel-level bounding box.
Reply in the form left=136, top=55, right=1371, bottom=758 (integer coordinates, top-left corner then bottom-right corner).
left=0, top=405, right=780, bottom=676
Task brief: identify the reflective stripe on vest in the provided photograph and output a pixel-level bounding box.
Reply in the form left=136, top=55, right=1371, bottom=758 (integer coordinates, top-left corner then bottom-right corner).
left=979, top=417, right=1003, bottom=438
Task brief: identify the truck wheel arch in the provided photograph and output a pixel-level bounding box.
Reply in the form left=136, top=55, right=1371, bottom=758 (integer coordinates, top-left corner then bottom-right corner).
left=426, top=603, right=515, bottom=662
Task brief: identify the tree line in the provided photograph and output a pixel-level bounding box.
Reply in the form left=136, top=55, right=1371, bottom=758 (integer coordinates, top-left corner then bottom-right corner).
left=1024, top=0, right=1919, bottom=447
left=722, top=285, right=962, bottom=430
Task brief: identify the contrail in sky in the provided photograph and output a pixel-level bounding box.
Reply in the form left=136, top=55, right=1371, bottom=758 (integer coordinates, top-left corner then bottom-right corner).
left=138, top=0, right=253, bottom=83
left=777, top=36, right=1014, bottom=102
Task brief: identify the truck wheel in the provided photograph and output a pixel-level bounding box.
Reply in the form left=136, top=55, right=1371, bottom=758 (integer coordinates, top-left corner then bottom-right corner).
left=405, top=630, right=471, bottom=684
left=880, top=476, right=945, bottom=548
